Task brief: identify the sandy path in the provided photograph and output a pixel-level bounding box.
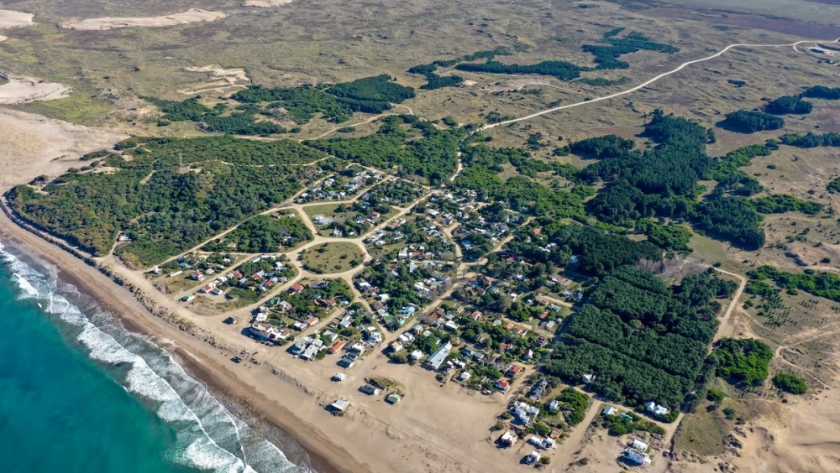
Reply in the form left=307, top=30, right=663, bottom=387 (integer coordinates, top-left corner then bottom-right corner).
left=712, top=267, right=748, bottom=342
left=0, top=76, right=72, bottom=105
left=62, top=9, right=226, bottom=31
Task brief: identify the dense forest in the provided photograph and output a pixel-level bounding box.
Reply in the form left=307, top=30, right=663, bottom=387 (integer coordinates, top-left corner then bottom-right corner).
left=143, top=97, right=284, bottom=135
left=305, top=115, right=466, bottom=185
left=718, top=110, right=785, bottom=133
left=544, top=268, right=735, bottom=413
left=232, top=85, right=352, bottom=124
left=8, top=137, right=325, bottom=266
left=570, top=110, right=765, bottom=249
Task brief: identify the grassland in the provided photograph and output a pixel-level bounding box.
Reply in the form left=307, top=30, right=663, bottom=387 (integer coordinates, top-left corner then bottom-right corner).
left=300, top=242, right=365, bottom=274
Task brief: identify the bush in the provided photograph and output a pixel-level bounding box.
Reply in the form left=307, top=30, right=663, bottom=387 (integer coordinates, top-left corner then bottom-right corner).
left=706, top=389, right=725, bottom=403
left=712, top=338, right=773, bottom=386
left=772, top=373, right=807, bottom=394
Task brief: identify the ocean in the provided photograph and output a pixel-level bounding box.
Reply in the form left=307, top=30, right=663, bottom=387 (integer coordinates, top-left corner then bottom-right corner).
left=0, top=242, right=313, bottom=473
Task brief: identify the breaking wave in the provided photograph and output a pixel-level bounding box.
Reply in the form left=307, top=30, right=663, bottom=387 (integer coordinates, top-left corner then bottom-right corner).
left=0, top=242, right=311, bottom=473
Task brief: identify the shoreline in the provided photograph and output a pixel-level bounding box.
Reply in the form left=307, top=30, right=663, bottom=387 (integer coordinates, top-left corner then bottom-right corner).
left=0, top=209, right=358, bottom=473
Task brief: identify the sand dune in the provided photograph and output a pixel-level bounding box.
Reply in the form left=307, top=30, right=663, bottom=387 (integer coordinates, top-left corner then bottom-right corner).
left=61, top=9, right=226, bottom=31
left=0, top=76, right=72, bottom=105
left=0, top=9, right=34, bottom=29
left=0, top=108, right=127, bottom=190
left=243, top=0, right=293, bottom=7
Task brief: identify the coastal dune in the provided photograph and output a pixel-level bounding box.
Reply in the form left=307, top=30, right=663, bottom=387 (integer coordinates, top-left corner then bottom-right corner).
left=61, top=9, right=227, bottom=31
left=0, top=9, right=34, bottom=29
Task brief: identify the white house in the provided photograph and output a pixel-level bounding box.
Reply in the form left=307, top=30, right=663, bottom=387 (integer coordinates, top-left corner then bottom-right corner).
left=645, top=401, right=669, bottom=416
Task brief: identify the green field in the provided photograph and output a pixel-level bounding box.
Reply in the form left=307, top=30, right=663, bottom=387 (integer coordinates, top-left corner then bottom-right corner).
left=300, top=242, right=365, bottom=274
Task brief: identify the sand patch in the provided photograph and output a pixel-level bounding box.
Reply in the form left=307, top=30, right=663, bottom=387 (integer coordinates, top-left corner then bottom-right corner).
left=61, top=9, right=226, bottom=31
left=0, top=9, right=34, bottom=29
left=243, top=0, right=293, bottom=7
left=0, top=76, right=72, bottom=105
left=0, top=35, right=7, bottom=43
left=179, top=65, right=251, bottom=95
left=0, top=108, right=127, bottom=189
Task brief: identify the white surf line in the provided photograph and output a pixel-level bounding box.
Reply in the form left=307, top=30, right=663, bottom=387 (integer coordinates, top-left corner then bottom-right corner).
left=480, top=37, right=840, bottom=131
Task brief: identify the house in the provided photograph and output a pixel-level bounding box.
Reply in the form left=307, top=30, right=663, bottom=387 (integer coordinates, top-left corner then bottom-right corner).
left=328, top=340, right=346, bottom=355
left=289, top=338, right=310, bottom=355
left=338, top=314, right=354, bottom=329
left=602, top=406, right=618, bottom=416
left=623, top=448, right=651, bottom=465
left=458, top=371, right=471, bottom=382
left=548, top=400, right=560, bottom=412
left=506, top=365, right=523, bottom=378
left=499, top=431, right=517, bottom=447
left=360, top=384, right=381, bottom=396
left=424, top=342, right=452, bottom=371
left=409, top=349, right=424, bottom=361
left=305, top=316, right=320, bottom=326
left=349, top=342, right=366, bottom=354
left=583, top=373, right=595, bottom=384
left=443, top=320, right=459, bottom=332
left=646, top=401, right=669, bottom=416
left=525, top=451, right=541, bottom=465
left=189, top=271, right=204, bottom=281
left=329, top=398, right=350, bottom=413
left=495, top=379, right=510, bottom=391
left=390, top=341, right=404, bottom=353
left=632, top=439, right=649, bottom=452
left=289, top=283, right=305, bottom=294
left=523, top=349, right=534, bottom=361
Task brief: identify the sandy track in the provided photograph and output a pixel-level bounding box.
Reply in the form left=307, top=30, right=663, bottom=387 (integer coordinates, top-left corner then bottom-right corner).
left=61, top=9, right=226, bottom=31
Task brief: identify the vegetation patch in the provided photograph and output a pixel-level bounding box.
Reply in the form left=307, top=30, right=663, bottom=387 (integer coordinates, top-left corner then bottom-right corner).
left=203, top=213, right=312, bottom=253
left=764, top=95, right=813, bottom=115
left=749, top=194, right=823, bottom=216
left=772, top=373, right=807, bottom=394
left=305, top=115, right=466, bottom=185
left=143, top=97, right=284, bottom=135
left=581, top=28, right=679, bottom=70
left=301, top=242, right=365, bottom=274
left=801, top=85, right=840, bottom=100
left=747, top=266, right=840, bottom=302
left=712, top=338, right=773, bottom=386
left=718, top=110, right=785, bottom=134
left=543, top=267, right=736, bottom=414
left=7, top=137, right=325, bottom=266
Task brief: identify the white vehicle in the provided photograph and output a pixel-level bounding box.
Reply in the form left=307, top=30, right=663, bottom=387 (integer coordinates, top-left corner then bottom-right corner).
left=332, top=373, right=346, bottom=382
left=524, top=451, right=541, bottom=465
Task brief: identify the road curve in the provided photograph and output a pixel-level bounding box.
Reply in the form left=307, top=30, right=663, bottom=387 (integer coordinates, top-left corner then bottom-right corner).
left=480, top=37, right=840, bottom=130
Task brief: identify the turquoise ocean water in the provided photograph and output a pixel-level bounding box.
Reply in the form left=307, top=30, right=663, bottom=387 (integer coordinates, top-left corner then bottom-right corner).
left=0, top=242, right=312, bottom=473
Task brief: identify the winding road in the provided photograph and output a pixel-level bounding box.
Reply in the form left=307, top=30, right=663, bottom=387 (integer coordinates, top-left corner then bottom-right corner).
left=480, top=37, right=840, bottom=130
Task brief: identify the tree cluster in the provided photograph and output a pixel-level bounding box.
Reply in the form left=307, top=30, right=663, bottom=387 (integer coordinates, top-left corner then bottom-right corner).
left=764, top=95, right=813, bottom=115
left=711, top=338, right=773, bottom=386
left=718, top=110, right=785, bottom=133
